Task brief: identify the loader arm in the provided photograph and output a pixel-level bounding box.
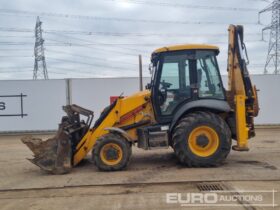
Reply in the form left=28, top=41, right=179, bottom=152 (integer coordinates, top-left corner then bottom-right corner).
left=22, top=90, right=154, bottom=174
left=72, top=90, right=154, bottom=165
left=227, top=25, right=259, bottom=151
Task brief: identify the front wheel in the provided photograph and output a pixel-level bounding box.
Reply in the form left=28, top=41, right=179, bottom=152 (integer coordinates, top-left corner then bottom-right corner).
left=172, top=112, right=231, bottom=167
left=92, top=134, right=132, bottom=171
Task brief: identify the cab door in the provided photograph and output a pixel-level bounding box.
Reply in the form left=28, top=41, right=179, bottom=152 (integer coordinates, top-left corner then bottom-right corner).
left=152, top=51, right=194, bottom=124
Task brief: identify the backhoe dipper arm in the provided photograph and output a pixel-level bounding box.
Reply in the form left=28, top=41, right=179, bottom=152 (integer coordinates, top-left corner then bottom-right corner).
left=227, top=25, right=259, bottom=151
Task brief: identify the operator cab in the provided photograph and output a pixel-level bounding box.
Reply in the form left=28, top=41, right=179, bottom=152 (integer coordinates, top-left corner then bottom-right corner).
left=149, top=44, right=226, bottom=123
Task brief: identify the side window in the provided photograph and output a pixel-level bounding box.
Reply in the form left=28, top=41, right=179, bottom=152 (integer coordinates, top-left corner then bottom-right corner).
left=197, top=60, right=209, bottom=94
left=197, top=56, right=224, bottom=99
left=161, top=63, right=179, bottom=89
left=205, top=57, right=224, bottom=98
left=159, top=56, right=191, bottom=116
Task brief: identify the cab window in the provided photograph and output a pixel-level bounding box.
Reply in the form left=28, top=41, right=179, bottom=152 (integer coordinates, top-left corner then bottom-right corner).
left=196, top=51, right=224, bottom=99
left=158, top=54, right=191, bottom=115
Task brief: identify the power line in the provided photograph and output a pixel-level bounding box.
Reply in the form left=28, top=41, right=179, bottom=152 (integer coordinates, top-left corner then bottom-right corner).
left=44, top=31, right=148, bottom=56
left=48, top=57, right=138, bottom=71
left=48, top=66, right=143, bottom=77
left=0, top=9, right=260, bottom=25
left=0, top=66, right=33, bottom=69
left=45, top=30, right=263, bottom=38
left=0, top=48, right=33, bottom=51
left=45, top=33, right=150, bottom=57
left=46, top=49, right=107, bottom=61
left=0, top=40, right=265, bottom=47
left=45, top=44, right=143, bottom=57
left=0, top=35, right=33, bottom=38
left=0, top=27, right=32, bottom=32
left=0, top=42, right=34, bottom=45
left=104, top=0, right=260, bottom=11
left=48, top=66, right=107, bottom=75
left=0, top=70, right=31, bottom=73
left=254, top=0, right=272, bottom=2
left=46, top=32, right=151, bottom=54
left=245, top=0, right=270, bottom=2
left=48, top=66, right=94, bottom=74
left=0, top=27, right=263, bottom=38
left=47, top=40, right=265, bottom=46
left=48, top=71, right=66, bottom=75
left=47, top=43, right=142, bottom=57
left=0, top=70, right=64, bottom=74
left=0, top=55, right=32, bottom=58
left=0, top=38, right=265, bottom=47
left=46, top=49, right=139, bottom=66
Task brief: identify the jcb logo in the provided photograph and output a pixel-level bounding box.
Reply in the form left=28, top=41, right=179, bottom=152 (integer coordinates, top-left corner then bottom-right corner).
left=0, top=102, right=5, bottom=111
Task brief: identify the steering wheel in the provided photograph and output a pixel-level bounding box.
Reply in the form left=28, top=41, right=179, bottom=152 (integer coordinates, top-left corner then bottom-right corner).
left=160, top=80, right=172, bottom=89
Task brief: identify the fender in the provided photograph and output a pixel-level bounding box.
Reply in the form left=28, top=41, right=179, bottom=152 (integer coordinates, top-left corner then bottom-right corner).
left=104, top=127, right=133, bottom=142
left=170, top=99, right=231, bottom=131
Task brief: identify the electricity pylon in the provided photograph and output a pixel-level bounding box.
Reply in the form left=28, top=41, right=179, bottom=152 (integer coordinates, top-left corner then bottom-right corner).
left=33, top=16, right=48, bottom=79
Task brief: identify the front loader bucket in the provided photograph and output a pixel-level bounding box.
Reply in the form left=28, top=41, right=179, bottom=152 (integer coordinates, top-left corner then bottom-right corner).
left=21, top=104, right=94, bottom=175
left=21, top=123, right=72, bottom=175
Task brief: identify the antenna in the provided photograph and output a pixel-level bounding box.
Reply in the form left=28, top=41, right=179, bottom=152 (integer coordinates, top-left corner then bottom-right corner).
left=33, top=16, right=48, bottom=79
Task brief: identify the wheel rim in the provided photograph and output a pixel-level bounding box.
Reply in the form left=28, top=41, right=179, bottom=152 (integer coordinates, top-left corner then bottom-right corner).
left=100, top=143, right=123, bottom=166
left=188, top=126, right=219, bottom=157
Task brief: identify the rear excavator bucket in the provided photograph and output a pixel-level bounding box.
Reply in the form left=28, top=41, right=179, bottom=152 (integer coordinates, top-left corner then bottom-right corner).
left=21, top=105, right=94, bottom=174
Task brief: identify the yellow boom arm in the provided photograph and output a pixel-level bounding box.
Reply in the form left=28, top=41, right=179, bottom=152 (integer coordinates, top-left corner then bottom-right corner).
left=227, top=25, right=259, bottom=151
left=73, top=90, right=154, bottom=165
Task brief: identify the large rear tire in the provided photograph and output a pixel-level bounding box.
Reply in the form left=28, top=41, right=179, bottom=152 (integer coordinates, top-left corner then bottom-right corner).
left=92, top=133, right=132, bottom=171
left=172, top=112, right=231, bottom=167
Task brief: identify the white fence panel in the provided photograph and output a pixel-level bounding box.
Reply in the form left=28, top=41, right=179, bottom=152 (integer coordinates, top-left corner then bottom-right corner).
left=0, top=80, right=66, bottom=132
left=0, top=75, right=279, bottom=132
left=222, top=75, right=280, bottom=124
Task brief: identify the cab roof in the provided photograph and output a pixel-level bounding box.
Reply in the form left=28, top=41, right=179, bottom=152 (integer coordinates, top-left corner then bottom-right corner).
left=153, top=44, right=219, bottom=54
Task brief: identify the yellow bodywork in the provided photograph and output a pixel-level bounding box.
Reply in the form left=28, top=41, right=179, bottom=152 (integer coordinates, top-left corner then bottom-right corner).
left=227, top=25, right=248, bottom=150
left=73, top=90, right=155, bottom=166
left=227, top=25, right=258, bottom=151
left=154, top=44, right=219, bottom=53
left=227, top=26, right=246, bottom=97
left=234, top=95, right=249, bottom=149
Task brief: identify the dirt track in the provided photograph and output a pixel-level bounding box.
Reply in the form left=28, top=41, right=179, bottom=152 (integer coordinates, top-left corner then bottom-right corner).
left=0, top=128, right=279, bottom=209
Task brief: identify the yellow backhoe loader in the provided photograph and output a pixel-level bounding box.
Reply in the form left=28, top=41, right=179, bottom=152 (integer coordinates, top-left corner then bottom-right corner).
left=22, top=25, right=259, bottom=174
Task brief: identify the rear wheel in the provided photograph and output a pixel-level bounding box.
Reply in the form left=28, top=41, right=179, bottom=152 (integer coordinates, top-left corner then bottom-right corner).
left=92, top=134, right=132, bottom=171
left=172, top=112, right=231, bottom=167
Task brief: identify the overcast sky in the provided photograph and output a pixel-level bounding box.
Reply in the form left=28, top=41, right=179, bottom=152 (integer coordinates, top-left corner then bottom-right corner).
left=0, top=0, right=273, bottom=80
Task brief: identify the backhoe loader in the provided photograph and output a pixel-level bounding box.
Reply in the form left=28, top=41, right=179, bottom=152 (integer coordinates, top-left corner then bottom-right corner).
left=22, top=25, right=259, bottom=174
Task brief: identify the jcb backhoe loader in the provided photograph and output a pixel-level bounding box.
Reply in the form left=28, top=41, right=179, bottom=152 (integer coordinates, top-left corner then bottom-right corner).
left=22, top=25, right=259, bottom=174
